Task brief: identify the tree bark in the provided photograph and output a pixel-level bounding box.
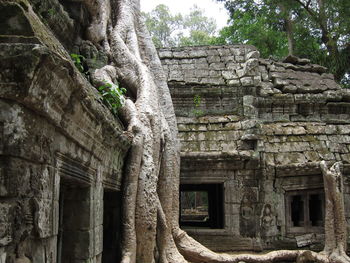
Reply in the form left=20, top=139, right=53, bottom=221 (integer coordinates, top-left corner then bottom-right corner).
left=320, top=161, right=350, bottom=263
left=82, top=1, right=350, bottom=262
left=279, top=3, right=294, bottom=56
left=292, top=0, right=345, bottom=81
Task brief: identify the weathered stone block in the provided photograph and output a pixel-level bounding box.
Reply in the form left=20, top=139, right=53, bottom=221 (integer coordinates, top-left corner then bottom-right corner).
left=263, top=153, right=275, bottom=166
left=158, top=50, right=173, bottom=58
left=168, top=70, right=183, bottom=81
left=34, top=198, right=54, bottom=238
left=178, top=58, right=192, bottom=64
left=274, top=152, right=307, bottom=165
left=181, top=63, right=196, bottom=70
left=94, top=225, right=103, bottom=255
left=226, top=62, right=240, bottom=70
left=189, top=49, right=207, bottom=57
left=241, top=120, right=257, bottom=130
left=94, top=185, right=104, bottom=226
left=235, top=55, right=245, bottom=62
left=318, top=149, right=335, bottom=161
left=240, top=77, right=254, bottom=86
left=200, top=77, right=225, bottom=85
left=227, top=79, right=240, bottom=86
left=341, top=153, right=350, bottom=163
left=209, top=62, right=225, bottom=70
left=246, top=50, right=260, bottom=60
left=230, top=47, right=245, bottom=56
left=195, top=69, right=209, bottom=78
left=304, top=151, right=319, bottom=162
left=173, top=51, right=189, bottom=58
left=243, top=58, right=259, bottom=74
left=206, top=49, right=219, bottom=56
left=207, top=55, right=221, bottom=63
left=216, top=48, right=230, bottom=56
left=221, top=141, right=237, bottom=152
left=337, top=125, right=350, bottom=135
left=222, top=70, right=237, bottom=80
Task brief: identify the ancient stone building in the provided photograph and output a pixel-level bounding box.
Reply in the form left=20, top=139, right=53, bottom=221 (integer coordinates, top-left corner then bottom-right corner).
left=159, top=45, right=350, bottom=252
left=0, top=1, right=130, bottom=262
left=2, top=0, right=350, bottom=262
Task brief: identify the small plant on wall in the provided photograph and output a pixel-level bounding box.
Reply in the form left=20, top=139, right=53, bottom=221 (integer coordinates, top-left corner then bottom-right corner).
left=70, top=53, right=85, bottom=72
left=69, top=54, right=125, bottom=116
left=98, top=81, right=126, bottom=116
left=70, top=53, right=89, bottom=79
left=192, top=94, right=203, bottom=117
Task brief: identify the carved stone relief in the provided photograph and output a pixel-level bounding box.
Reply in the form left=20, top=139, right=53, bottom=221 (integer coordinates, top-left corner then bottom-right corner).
left=0, top=203, right=12, bottom=246
left=239, top=190, right=257, bottom=237
left=260, top=203, right=277, bottom=239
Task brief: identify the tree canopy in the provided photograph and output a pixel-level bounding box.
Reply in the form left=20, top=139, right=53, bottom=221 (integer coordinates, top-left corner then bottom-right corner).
left=215, top=0, right=350, bottom=85
left=143, top=4, right=217, bottom=47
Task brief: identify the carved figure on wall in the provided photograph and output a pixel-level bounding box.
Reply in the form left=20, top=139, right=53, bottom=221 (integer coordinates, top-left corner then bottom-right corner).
left=261, top=203, right=277, bottom=239
left=15, top=241, right=31, bottom=263
left=241, top=195, right=254, bottom=220
left=240, top=192, right=256, bottom=237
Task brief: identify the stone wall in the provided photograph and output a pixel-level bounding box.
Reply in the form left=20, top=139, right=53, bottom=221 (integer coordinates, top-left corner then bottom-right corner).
left=159, top=45, right=350, bottom=252
left=0, top=1, right=130, bottom=262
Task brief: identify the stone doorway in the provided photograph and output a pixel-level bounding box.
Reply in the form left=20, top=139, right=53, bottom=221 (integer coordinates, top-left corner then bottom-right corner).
left=57, top=179, right=91, bottom=262
left=102, top=190, right=122, bottom=263
left=180, top=183, right=224, bottom=229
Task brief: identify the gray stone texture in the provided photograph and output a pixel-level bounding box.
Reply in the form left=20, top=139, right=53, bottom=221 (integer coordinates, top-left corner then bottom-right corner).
left=159, top=45, right=350, bottom=252
left=0, top=1, right=130, bottom=262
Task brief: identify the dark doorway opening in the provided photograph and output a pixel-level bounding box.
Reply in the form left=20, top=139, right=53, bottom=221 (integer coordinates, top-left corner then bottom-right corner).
left=102, top=190, right=122, bottom=263
left=57, top=180, right=91, bottom=262
left=180, top=184, right=224, bottom=229
left=309, top=194, right=323, bottom=226
left=291, top=195, right=304, bottom=227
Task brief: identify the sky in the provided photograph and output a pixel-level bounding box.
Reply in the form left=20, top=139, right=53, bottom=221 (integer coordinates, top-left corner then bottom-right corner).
left=140, top=0, right=230, bottom=31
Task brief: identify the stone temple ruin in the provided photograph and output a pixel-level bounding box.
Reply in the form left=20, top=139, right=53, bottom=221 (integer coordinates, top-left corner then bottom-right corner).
left=158, top=45, right=350, bottom=251
left=1, top=1, right=350, bottom=262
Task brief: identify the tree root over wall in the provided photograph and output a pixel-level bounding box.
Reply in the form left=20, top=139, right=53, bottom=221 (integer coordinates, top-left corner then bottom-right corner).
left=83, top=0, right=350, bottom=262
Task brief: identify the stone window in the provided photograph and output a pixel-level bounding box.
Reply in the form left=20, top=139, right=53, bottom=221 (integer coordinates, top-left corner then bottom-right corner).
left=285, top=189, right=324, bottom=234
left=239, top=139, right=257, bottom=150
left=180, top=184, right=224, bottom=229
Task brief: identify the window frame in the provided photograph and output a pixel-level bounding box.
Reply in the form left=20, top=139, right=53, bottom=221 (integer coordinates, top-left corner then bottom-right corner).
left=285, top=189, right=325, bottom=234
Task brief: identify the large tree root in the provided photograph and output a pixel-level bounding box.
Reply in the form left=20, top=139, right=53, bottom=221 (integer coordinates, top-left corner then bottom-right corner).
left=82, top=1, right=350, bottom=263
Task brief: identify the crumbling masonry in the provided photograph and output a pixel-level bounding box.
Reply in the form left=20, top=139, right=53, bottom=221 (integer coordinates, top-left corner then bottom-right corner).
left=2, top=1, right=350, bottom=262
left=159, top=45, right=350, bottom=252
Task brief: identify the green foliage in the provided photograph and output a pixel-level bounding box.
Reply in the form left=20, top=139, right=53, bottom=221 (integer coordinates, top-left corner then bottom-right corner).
left=70, top=53, right=90, bottom=79
left=192, top=94, right=203, bottom=117
left=70, top=53, right=85, bottom=73
left=143, top=5, right=217, bottom=47
left=98, top=81, right=126, bottom=115
left=193, top=94, right=201, bottom=107
left=143, top=4, right=183, bottom=47
left=216, top=0, right=350, bottom=83
left=48, top=8, right=55, bottom=16
left=213, top=8, right=289, bottom=58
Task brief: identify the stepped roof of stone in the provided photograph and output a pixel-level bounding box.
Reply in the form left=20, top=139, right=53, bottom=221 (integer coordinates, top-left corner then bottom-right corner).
left=158, top=45, right=350, bottom=101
